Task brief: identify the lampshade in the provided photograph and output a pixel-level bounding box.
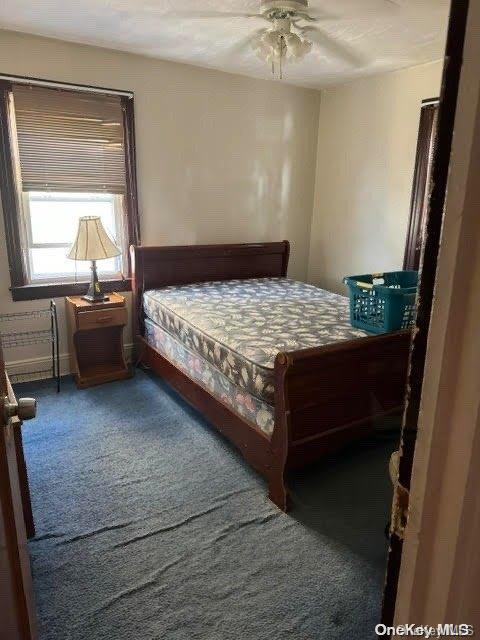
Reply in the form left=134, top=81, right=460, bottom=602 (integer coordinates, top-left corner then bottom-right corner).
left=67, top=216, right=120, bottom=262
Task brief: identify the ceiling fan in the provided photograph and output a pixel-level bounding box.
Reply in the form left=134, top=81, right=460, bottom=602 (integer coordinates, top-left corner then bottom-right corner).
left=162, top=1, right=398, bottom=79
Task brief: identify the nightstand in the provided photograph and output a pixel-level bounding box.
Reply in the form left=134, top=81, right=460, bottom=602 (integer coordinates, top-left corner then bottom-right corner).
left=65, top=293, right=130, bottom=388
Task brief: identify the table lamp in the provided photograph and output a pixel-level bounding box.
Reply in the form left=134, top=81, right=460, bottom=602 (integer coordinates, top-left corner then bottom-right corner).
left=67, top=215, right=120, bottom=303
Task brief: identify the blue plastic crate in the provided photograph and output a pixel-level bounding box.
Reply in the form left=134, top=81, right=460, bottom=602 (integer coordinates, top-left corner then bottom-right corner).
left=343, top=271, right=418, bottom=334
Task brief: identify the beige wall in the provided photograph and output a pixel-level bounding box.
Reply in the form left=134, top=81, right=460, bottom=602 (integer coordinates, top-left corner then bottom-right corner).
left=0, top=30, right=445, bottom=377
left=307, top=61, right=443, bottom=294
left=0, top=30, right=320, bottom=373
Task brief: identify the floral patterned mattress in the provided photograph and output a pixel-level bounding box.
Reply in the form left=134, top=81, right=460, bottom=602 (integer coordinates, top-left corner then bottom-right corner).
left=145, top=319, right=275, bottom=436
left=143, top=277, right=367, bottom=405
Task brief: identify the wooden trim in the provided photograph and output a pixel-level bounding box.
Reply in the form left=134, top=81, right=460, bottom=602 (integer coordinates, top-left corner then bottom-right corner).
left=382, top=0, right=470, bottom=625
left=122, top=94, right=140, bottom=279
left=0, top=72, right=133, bottom=98
left=13, top=425, right=35, bottom=540
left=403, top=102, right=439, bottom=271
left=0, top=354, right=37, bottom=640
left=0, top=80, right=27, bottom=289
left=0, top=436, right=36, bottom=639
left=10, top=278, right=131, bottom=302
left=6, top=377, right=35, bottom=539
left=393, top=0, right=480, bottom=624
left=0, top=79, right=139, bottom=299
left=130, top=243, right=143, bottom=345
left=401, top=0, right=468, bottom=509
left=281, top=240, right=290, bottom=277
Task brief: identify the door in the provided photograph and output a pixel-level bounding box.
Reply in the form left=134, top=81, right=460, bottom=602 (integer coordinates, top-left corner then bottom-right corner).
left=0, top=340, right=38, bottom=640
left=382, top=0, right=470, bottom=624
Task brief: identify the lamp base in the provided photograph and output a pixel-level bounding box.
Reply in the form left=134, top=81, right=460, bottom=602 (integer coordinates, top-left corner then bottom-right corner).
left=82, top=260, right=109, bottom=303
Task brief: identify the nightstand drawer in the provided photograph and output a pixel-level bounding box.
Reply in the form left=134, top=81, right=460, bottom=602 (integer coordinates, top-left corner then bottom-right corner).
left=77, top=307, right=127, bottom=331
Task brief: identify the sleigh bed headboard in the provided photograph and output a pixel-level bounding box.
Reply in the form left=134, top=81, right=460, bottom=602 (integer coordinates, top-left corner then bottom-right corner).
left=130, top=241, right=290, bottom=337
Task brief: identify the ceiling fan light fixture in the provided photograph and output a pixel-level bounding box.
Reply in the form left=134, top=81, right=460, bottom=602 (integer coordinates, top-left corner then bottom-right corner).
left=284, top=32, right=302, bottom=55
left=287, top=39, right=311, bottom=62
left=249, top=1, right=318, bottom=78
left=261, top=0, right=309, bottom=18
left=263, top=30, right=281, bottom=47
left=254, top=28, right=311, bottom=68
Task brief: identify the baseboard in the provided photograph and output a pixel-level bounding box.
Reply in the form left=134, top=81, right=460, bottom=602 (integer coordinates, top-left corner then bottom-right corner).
left=6, top=343, right=135, bottom=383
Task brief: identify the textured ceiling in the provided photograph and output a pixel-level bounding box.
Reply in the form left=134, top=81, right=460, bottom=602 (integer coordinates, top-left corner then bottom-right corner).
left=0, top=0, right=450, bottom=88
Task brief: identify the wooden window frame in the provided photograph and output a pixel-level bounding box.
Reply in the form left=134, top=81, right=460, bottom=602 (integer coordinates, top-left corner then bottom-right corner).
left=0, top=77, right=140, bottom=302
left=403, top=98, right=439, bottom=271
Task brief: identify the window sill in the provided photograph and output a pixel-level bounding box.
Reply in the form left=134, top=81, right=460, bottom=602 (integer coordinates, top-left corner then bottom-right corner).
left=10, top=278, right=131, bottom=302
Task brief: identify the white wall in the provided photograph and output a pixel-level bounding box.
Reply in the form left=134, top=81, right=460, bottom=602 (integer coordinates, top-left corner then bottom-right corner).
left=308, top=61, right=443, bottom=294
left=0, top=29, right=320, bottom=374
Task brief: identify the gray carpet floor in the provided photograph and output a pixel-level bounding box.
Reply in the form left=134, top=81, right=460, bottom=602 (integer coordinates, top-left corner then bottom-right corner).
left=18, top=370, right=397, bottom=640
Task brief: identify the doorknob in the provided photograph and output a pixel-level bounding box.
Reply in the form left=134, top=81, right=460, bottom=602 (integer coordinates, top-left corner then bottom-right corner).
left=3, top=396, right=37, bottom=421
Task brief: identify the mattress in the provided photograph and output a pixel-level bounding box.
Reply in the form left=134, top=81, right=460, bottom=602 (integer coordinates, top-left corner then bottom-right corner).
left=143, top=277, right=368, bottom=405
left=145, top=318, right=275, bottom=436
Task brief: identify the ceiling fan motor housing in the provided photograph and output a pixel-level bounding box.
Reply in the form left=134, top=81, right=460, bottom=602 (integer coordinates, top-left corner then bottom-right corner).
left=261, top=0, right=309, bottom=18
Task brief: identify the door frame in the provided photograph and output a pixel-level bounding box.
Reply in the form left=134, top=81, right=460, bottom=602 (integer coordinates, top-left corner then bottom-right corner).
left=394, top=0, right=480, bottom=625
left=383, top=0, right=478, bottom=627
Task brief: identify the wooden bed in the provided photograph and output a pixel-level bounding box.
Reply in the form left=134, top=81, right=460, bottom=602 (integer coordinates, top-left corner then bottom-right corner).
left=131, top=241, right=411, bottom=511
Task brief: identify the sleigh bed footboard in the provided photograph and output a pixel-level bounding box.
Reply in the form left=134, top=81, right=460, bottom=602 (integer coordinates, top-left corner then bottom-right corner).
left=268, top=330, right=411, bottom=510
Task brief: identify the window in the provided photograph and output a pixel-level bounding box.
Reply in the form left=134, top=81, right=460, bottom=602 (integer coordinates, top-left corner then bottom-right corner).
left=0, top=78, right=139, bottom=301
left=22, top=191, right=124, bottom=282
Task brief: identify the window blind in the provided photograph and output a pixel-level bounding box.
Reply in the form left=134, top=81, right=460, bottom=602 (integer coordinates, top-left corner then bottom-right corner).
left=12, top=85, right=126, bottom=194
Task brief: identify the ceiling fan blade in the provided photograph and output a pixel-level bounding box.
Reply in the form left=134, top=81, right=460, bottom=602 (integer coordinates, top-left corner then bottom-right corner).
left=162, top=11, right=268, bottom=20
left=293, top=5, right=341, bottom=22
left=291, top=14, right=328, bottom=24
left=292, top=12, right=319, bottom=22
left=299, top=26, right=366, bottom=67
left=296, top=0, right=399, bottom=23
